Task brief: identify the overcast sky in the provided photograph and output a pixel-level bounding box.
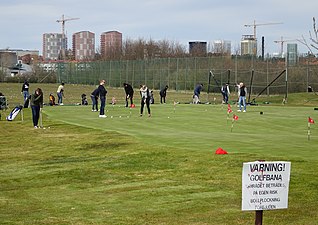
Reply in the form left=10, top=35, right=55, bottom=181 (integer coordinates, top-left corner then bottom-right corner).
left=1, top=0, right=317, bottom=55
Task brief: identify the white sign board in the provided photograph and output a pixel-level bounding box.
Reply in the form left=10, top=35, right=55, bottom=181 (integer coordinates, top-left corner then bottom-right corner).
left=242, top=161, right=291, bottom=211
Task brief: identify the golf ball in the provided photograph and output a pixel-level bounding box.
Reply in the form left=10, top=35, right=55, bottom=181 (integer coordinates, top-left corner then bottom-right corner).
left=119, top=116, right=121, bottom=118
left=168, top=116, right=170, bottom=118
left=111, top=116, right=113, bottom=118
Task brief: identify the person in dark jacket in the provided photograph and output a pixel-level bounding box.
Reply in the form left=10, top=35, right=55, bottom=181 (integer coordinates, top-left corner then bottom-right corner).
left=90, top=87, right=99, bottom=112
left=159, top=85, right=168, bottom=104
left=221, top=83, right=230, bottom=104
left=237, top=82, right=247, bottom=112
left=21, top=80, right=30, bottom=102
left=123, top=83, right=134, bottom=107
left=193, top=84, right=203, bottom=104
left=98, top=80, right=107, bottom=118
left=140, top=84, right=151, bottom=117
left=30, top=88, right=43, bottom=128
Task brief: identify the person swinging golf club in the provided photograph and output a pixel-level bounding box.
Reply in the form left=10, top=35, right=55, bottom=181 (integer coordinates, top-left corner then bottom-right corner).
left=123, top=83, right=134, bottom=108
left=98, top=80, right=107, bottom=118
left=139, top=84, right=151, bottom=117
left=237, top=82, right=247, bottom=112
left=30, top=88, right=43, bottom=128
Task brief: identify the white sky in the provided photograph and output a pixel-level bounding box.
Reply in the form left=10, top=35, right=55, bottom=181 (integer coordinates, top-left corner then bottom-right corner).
left=0, top=0, right=317, bottom=55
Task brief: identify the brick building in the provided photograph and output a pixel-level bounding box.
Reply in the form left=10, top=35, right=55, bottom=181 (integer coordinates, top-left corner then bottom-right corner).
left=72, top=31, right=95, bottom=61
left=100, top=31, right=122, bottom=59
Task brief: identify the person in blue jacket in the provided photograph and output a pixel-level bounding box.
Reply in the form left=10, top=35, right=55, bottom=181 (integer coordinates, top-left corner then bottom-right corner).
left=193, top=83, right=203, bottom=104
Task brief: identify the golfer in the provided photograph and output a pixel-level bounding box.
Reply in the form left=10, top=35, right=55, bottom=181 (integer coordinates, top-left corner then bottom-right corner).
left=140, top=84, right=151, bottom=117
left=159, top=85, right=168, bottom=104
left=237, top=82, right=247, bottom=112
left=98, top=80, right=107, bottom=118
left=56, top=82, right=65, bottom=105
left=193, top=83, right=203, bottom=104
left=221, top=83, right=230, bottom=104
left=90, top=87, right=99, bottom=112
left=21, top=80, right=30, bottom=102
left=123, top=83, right=134, bottom=107
left=30, top=88, right=43, bottom=128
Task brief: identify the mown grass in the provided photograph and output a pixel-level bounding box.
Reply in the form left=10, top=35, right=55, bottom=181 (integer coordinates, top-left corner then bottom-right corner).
left=1, top=83, right=318, bottom=224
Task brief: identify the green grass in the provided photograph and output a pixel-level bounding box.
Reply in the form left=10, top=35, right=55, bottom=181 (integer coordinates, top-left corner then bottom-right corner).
left=1, top=83, right=318, bottom=224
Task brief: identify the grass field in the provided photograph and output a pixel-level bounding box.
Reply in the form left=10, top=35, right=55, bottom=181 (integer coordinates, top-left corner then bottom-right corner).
left=1, top=83, right=318, bottom=224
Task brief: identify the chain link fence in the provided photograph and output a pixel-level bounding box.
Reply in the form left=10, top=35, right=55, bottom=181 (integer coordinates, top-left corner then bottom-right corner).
left=43, top=56, right=318, bottom=95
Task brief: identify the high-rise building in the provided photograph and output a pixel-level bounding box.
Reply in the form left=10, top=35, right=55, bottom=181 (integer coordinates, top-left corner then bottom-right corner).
left=43, top=33, right=67, bottom=61
left=100, top=31, right=122, bottom=59
left=287, top=43, right=298, bottom=65
left=213, top=40, right=231, bottom=55
left=189, top=41, right=207, bottom=56
left=240, top=35, right=257, bottom=56
left=72, top=31, right=95, bottom=61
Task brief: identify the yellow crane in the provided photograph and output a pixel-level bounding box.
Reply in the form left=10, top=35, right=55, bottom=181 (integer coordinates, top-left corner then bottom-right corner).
left=244, top=20, right=283, bottom=40
left=56, top=14, right=80, bottom=36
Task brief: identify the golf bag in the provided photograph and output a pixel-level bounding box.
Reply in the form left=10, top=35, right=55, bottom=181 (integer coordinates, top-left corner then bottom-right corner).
left=193, top=95, right=200, bottom=104
left=81, top=94, right=88, bottom=105
left=7, top=105, right=23, bottom=121
left=24, top=97, right=30, bottom=108
left=0, top=95, right=7, bottom=110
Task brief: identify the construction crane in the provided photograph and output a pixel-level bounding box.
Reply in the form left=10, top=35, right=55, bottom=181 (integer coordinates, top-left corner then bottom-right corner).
left=56, top=14, right=80, bottom=36
left=274, top=37, right=298, bottom=56
left=244, top=20, right=283, bottom=40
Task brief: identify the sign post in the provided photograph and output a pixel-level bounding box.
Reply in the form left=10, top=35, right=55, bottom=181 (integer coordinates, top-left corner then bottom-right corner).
left=242, top=161, right=291, bottom=224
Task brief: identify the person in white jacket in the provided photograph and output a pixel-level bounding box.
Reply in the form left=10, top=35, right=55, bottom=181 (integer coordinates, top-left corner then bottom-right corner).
left=139, top=84, right=151, bottom=117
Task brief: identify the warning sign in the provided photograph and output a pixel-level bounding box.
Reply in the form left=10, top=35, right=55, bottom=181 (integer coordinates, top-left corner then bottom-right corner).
left=242, top=161, right=291, bottom=211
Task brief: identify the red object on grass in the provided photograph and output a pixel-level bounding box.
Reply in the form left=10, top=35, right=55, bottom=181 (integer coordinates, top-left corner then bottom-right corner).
left=215, top=147, right=228, bottom=154
left=308, top=117, right=315, bottom=124
left=130, top=104, right=136, bottom=108
left=227, top=104, right=232, bottom=113
left=233, top=114, right=239, bottom=120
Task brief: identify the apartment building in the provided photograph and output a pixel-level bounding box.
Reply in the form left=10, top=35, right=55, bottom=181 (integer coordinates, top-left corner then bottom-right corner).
left=72, top=31, right=95, bottom=61
left=43, top=33, right=67, bottom=61
left=100, top=31, right=122, bottom=59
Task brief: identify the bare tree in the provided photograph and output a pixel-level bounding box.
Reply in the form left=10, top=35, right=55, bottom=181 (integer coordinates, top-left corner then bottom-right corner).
left=310, top=17, right=318, bottom=51
left=298, top=17, right=318, bottom=54
left=122, top=38, right=187, bottom=60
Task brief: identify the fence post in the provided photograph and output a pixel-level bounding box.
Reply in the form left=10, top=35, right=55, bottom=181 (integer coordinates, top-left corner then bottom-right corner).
left=255, top=210, right=263, bottom=225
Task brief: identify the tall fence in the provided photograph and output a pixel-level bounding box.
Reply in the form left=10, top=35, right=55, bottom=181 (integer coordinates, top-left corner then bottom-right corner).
left=49, top=56, right=318, bottom=95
